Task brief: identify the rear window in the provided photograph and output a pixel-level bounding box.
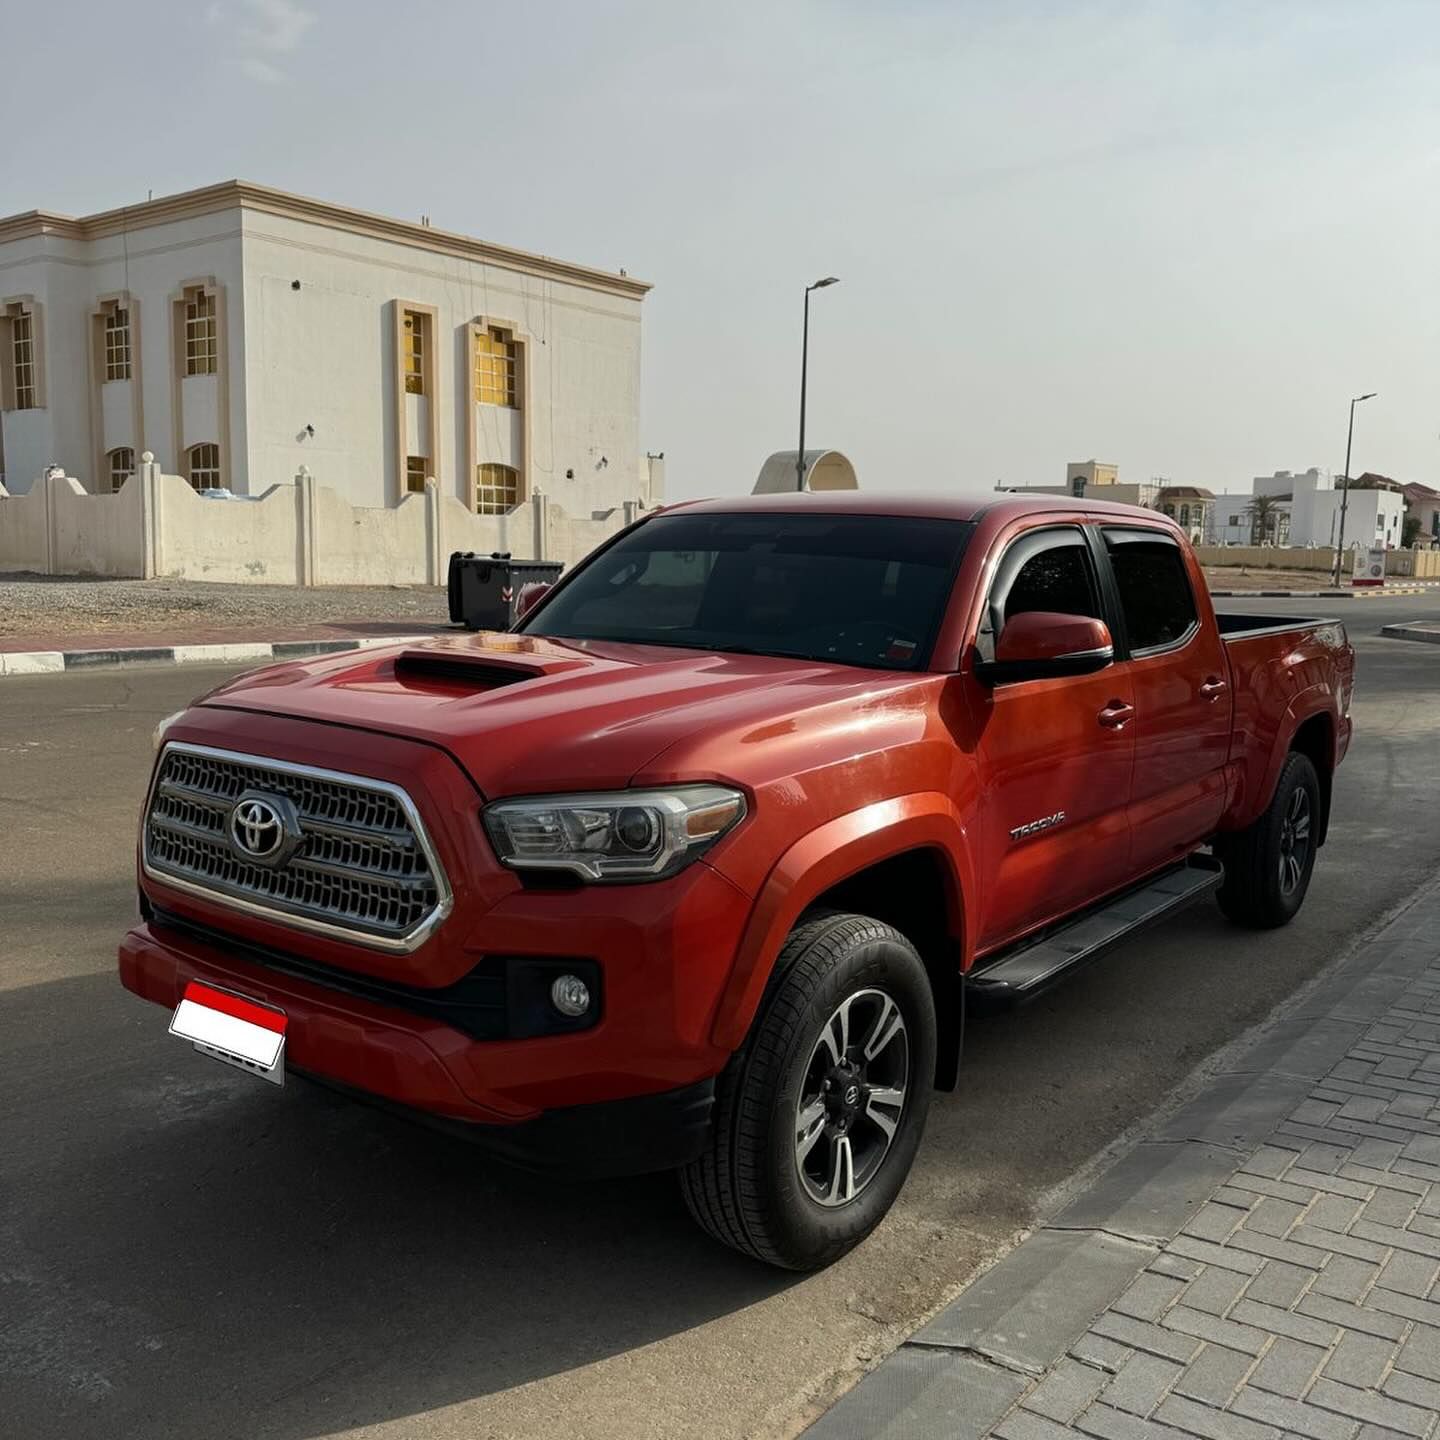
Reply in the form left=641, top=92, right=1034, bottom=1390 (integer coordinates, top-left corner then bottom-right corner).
left=520, top=511, right=973, bottom=670
left=1104, top=531, right=1199, bottom=652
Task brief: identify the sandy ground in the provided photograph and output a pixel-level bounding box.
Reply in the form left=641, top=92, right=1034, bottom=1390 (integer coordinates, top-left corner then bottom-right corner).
left=1201, top=566, right=1339, bottom=591
left=0, top=574, right=450, bottom=638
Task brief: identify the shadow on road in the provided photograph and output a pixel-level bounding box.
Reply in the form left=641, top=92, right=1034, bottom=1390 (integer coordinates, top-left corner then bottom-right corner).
left=3, top=967, right=796, bottom=1440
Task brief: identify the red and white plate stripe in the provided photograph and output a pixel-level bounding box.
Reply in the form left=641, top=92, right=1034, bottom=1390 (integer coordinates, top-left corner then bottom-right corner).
left=169, top=980, right=287, bottom=1070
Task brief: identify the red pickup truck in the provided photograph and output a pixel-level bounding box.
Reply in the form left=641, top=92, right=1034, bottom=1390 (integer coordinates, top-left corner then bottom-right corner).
left=120, top=492, right=1354, bottom=1270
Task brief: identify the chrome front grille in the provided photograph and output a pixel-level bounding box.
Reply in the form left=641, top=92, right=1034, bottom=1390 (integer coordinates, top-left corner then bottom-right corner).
left=143, top=744, right=452, bottom=951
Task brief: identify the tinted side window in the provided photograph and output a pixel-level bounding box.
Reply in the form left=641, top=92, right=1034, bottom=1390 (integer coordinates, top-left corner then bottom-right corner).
left=1003, top=541, right=1101, bottom=624
left=1105, top=534, right=1198, bottom=651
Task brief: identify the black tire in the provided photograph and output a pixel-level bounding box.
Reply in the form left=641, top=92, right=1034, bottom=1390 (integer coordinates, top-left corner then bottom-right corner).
left=680, top=911, right=937, bottom=1270
left=1215, top=751, right=1321, bottom=929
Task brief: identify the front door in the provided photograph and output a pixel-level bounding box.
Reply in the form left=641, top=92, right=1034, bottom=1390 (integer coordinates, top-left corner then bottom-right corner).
left=968, top=525, right=1136, bottom=951
left=1099, top=526, right=1231, bottom=875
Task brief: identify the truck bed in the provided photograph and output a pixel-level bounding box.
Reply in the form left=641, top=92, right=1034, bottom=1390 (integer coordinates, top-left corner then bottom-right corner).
left=1215, top=611, right=1339, bottom=641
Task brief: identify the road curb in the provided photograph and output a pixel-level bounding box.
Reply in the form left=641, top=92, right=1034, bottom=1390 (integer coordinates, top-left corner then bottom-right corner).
left=804, top=880, right=1440, bottom=1440
left=1206, top=586, right=1433, bottom=598
left=1379, top=622, right=1440, bottom=645
left=0, top=634, right=436, bottom=678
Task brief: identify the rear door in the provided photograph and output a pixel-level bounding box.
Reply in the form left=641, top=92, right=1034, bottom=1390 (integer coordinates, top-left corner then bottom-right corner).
left=1099, top=527, right=1231, bottom=875
left=970, top=524, right=1136, bottom=950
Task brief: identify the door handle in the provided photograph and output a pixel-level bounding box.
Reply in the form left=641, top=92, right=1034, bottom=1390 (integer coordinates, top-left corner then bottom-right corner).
left=1200, top=677, right=1228, bottom=699
left=1098, top=700, right=1134, bottom=728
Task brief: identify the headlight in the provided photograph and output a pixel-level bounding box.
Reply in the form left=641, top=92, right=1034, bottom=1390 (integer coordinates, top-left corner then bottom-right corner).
left=152, top=710, right=187, bottom=753
left=483, top=785, right=746, bottom=882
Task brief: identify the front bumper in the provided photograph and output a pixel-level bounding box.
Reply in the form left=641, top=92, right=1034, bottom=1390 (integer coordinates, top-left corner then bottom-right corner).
left=120, top=842, right=751, bottom=1166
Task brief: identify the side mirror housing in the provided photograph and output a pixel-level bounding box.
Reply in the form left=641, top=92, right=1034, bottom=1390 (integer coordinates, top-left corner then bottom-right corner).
left=977, top=611, right=1114, bottom=685
left=514, top=581, right=553, bottom=622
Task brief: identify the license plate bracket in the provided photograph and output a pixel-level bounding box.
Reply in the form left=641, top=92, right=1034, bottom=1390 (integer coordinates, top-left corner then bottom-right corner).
left=169, top=980, right=287, bottom=1086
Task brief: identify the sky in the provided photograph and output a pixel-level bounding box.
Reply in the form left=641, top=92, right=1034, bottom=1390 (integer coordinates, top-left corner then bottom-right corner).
left=2, top=0, right=1437, bottom=500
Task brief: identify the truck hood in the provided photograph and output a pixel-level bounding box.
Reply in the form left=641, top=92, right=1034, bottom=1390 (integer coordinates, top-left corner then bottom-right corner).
left=197, top=632, right=922, bottom=797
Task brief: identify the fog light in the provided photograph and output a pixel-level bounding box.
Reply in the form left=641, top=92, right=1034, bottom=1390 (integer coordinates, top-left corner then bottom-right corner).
left=550, top=974, right=591, bottom=1018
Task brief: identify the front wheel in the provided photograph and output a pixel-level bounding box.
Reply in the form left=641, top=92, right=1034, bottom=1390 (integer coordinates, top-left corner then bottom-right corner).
left=680, top=911, right=937, bottom=1270
left=1215, top=751, right=1320, bottom=929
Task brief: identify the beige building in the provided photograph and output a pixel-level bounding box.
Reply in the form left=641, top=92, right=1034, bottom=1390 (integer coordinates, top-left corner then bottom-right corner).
left=0, top=181, right=658, bottom=519
left=1155, top=486, right=1214, bottom=542
left=997, top=460, right=1161, bottom=510
left=1065, top=459, right=1119, bottom=495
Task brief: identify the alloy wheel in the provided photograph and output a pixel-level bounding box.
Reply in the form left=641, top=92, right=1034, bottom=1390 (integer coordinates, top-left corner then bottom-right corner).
left=794, top=988, right=909, bottom=1207
left=1278, top=785, right=1312, bottom=896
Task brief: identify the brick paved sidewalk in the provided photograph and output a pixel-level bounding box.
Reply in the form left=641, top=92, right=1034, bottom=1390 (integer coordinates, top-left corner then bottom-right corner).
left=809, top=885, right=1440, bottom=1440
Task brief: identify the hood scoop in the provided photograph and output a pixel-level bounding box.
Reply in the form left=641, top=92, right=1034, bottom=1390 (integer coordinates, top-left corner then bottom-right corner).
left=393, top=649, right=545, bottom=689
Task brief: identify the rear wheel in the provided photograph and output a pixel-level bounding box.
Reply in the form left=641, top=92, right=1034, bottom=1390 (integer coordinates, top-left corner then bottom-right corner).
left=680, top=911, right=936, bottom=1270
left=1215, top=751, right=1320, bottom=929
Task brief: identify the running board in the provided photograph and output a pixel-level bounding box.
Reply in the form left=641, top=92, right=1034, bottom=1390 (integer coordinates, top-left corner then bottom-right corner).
left=966, top=856, right=1224, bottom=1004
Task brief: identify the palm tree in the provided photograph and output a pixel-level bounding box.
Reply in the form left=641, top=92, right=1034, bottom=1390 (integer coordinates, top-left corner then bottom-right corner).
left=1246, top=494, right=1282, bottom=546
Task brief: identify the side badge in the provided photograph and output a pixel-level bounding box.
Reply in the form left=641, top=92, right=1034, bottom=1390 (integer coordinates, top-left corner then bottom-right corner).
left=1010, top=810, right=1067, bottom=841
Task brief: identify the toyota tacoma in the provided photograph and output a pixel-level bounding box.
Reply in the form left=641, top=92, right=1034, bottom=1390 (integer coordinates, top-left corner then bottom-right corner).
left=120, top=492, right=1354, bottom=1270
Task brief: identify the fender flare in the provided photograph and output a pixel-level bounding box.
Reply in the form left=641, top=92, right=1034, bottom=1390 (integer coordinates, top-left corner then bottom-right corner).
left=709, top=792, right=975, bottom=1052
left=1228, top=682, right=1338, bottom=832
left=1265, top=686, right=1338, bottom=807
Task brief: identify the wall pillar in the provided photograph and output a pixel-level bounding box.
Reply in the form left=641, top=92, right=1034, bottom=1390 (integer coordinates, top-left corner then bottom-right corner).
left=424, top=476, right=444, bottom=586
left=295, top=465, right=318, bottom=587
left=137, top=453, right=161, bottom=579
left=43, top=465, right=63, bottom=575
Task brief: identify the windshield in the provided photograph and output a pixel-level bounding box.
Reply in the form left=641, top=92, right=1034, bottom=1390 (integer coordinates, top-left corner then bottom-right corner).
left=519, top=511, right=973, bottom=670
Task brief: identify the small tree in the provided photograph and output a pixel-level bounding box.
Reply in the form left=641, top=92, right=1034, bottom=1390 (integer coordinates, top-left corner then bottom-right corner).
left=1245, top=494, right=1282, bottom=545
left=1403, top=516, right=1421, bottom=548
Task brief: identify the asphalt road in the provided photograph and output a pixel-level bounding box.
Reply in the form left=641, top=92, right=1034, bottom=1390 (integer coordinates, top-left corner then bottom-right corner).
left=3, top=593, right=1440, bottom=1440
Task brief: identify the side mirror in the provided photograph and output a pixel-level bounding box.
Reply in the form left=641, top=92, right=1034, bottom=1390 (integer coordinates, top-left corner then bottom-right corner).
left=514, top=581, right=552, bottom=621
left=977, top=611, right=1114, bottom=685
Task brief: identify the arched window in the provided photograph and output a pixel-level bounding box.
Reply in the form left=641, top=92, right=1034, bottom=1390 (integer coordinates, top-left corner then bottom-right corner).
left=186, top=442, right=220, bottom=491
left=1179, top=504, right=1191, bottom=526
left=475, top=463, right=520, bottom=514
left=107, top=446, right=135, bottom=493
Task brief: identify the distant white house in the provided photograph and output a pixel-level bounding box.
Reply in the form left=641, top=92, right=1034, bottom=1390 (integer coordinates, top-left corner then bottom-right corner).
left=1207, top=469, right=1403, bottom=550
left=0, top=180, right=661, bottom=518
left=1209, top=494, right=1288, bottom=546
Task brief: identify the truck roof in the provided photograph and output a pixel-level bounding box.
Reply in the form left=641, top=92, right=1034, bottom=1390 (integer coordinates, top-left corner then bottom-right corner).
left=657, top=490, right=1173, bottom=525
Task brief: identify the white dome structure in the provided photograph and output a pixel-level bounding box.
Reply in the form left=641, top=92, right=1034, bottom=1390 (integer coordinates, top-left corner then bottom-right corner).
left=752, top=449, right=859, bottom=495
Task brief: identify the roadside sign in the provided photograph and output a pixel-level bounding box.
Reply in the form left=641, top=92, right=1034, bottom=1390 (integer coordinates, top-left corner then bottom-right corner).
left=1352, top=547, right=1386, bottom=588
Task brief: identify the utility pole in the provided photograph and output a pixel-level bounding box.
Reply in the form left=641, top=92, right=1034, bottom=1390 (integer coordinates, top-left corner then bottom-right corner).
left=1332, top=392, right=1377, bottom=587
left=797, top=277, right=839, bottom=489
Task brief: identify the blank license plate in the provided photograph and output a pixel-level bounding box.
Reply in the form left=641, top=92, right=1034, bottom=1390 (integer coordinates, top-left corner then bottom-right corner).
left=169, top=980, right=287, bottom=1086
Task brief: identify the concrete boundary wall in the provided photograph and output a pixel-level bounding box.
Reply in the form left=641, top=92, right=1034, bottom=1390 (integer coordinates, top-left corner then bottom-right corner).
left=1195, top=543, right=1440, bottom=578
left=0, top=456, right=648, bottom=584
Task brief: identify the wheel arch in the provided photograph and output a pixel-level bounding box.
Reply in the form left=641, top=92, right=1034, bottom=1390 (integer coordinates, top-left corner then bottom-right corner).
left=802, top=849, right=968, bottom=1090
left=1288, top=710, right=1335, bottom=846
left=1224, top=684, right=1339, bottom=840
left=709, top=794, right=974, bottom=1083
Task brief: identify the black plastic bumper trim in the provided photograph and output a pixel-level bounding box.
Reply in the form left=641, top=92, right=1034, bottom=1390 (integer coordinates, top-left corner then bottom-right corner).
left=296, top=1070, right=718, bottom=1179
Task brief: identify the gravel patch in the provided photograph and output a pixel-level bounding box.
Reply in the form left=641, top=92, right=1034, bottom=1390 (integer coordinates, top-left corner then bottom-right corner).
left=0, top=574, right=450, bottom=639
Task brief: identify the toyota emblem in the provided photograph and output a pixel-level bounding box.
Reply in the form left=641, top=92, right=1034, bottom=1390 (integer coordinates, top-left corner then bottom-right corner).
left=227, top=791, right=300, bottom=867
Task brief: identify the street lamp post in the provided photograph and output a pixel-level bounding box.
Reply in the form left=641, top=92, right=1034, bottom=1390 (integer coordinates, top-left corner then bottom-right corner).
left=1332, top=392, right=1377, bottom=587
left=797, top=276, right=840, bottom=489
